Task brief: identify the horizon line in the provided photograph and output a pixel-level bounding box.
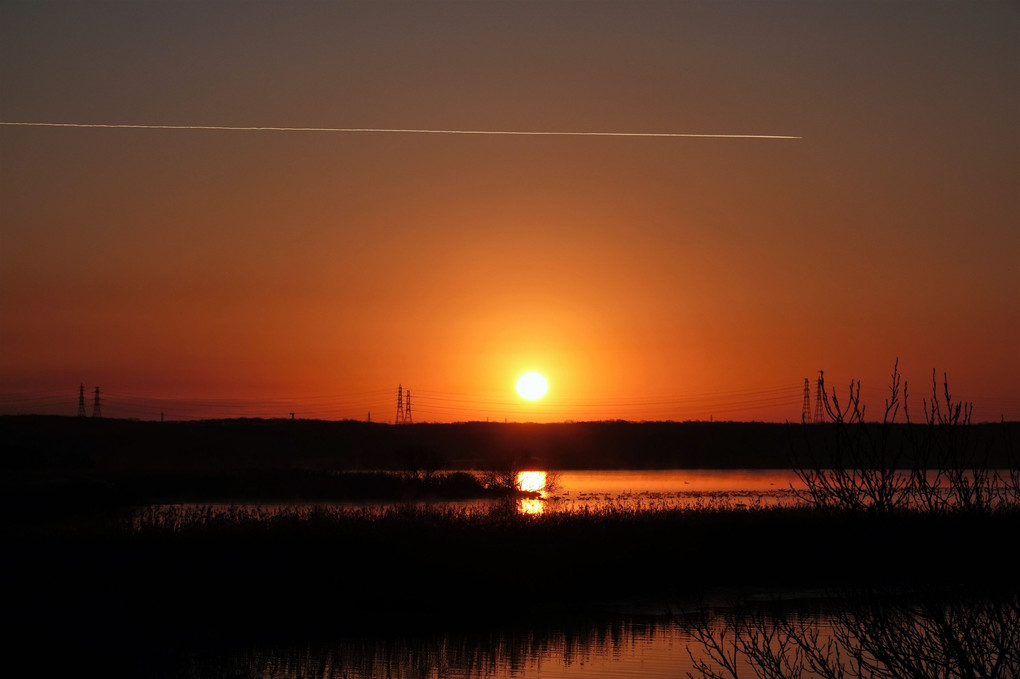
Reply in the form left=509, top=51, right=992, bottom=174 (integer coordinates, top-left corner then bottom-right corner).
left=0, top=121, right=801, bottom=140
left=2, top=413, right=1016, bottom=425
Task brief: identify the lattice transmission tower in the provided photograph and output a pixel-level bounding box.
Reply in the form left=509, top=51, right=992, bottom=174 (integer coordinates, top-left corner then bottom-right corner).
left=813, top=370, right=825, bottom=423
left=802, top=378, right=811, bottom=423
left=92, top=386, right=102, bottom=418
left=404, top=390, right=412, bottom=424
left=396, top=384, right=404, bottom=424
left=77, top=383, right=87, bottom=417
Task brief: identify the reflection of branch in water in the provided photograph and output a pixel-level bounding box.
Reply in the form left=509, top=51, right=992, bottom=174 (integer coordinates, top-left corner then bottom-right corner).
left=685, top=588, right=1020, bottom=679
left=685, top=604, right=744, bottom=679
left=836, top=589, right=1020, bottom=679
left=685, top=601, right=823, bottom=679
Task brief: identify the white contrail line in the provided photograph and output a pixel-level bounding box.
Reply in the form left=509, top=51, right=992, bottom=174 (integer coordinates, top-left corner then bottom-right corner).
left=0, top=121, right=800, bottom=139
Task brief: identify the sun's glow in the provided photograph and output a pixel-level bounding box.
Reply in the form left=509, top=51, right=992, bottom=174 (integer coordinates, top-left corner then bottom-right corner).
left=517, top=470, right=547, bottom=493
left=516, top=372, right=548, bottom=400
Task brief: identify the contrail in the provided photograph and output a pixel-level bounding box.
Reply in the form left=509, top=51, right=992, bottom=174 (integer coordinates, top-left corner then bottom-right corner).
left=0, top=121, right=800, bottom=139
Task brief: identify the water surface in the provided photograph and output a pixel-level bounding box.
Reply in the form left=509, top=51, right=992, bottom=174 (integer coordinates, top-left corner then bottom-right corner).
left=133, top=469, right=803, bottom=528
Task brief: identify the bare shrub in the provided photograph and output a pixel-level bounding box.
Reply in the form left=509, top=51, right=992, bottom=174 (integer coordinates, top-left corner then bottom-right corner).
left=792, top=360, right=912, bottom=513
left=908, top=370, right=1002, bottom=514
left=793, top=360, right=1014, bottom=515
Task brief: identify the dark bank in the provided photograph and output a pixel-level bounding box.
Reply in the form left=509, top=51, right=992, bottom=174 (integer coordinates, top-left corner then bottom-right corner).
left=2, top=414, right=1018, bottom=677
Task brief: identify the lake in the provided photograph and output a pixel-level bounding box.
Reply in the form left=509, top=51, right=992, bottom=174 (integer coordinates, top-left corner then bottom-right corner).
left=31, top=468, right=1020, bottom=677
left=132, top=468, right=804, bottom=529
left=542, top=468, right=801, bottom=510
left=183, top=611, right=762, bottom=678
left=158, top=593, right=848, bottom=679
left=157, top=589, right=1016, bottom=679
left=128, top=469, right=813, bottom=679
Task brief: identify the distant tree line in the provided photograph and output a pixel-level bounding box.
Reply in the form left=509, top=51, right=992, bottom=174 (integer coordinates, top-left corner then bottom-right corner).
left=2, top=412, right=1015, bottom=477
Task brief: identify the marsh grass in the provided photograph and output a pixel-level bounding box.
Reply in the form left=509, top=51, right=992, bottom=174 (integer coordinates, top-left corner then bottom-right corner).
left=6, top=485, right=1018, bottom=675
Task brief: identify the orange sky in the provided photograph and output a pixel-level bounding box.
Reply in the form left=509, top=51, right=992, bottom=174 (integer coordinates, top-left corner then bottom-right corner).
left=1, top=1, right=1018, bottom=422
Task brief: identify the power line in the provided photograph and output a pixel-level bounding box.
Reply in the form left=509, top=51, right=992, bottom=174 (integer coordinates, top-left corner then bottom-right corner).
left=0, top=121, right=802, bottom=140
left=3, top=380, right=1014, bottom=422
left=802, top=378, right=811, bottom=424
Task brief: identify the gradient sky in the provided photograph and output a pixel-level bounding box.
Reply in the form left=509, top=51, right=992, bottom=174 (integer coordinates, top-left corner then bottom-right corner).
left=1, top=0, right=1017, bottom=422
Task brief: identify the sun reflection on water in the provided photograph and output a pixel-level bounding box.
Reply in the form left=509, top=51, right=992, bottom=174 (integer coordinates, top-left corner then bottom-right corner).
left=518, top=498, right=545, bottom=515
left=517, top=471, right=547, bottom=493
left=516, top=471, right=547, bottom=515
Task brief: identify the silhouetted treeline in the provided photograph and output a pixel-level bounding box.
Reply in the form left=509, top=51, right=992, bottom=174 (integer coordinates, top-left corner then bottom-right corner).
left=3, top=415, right=1016, bottom=475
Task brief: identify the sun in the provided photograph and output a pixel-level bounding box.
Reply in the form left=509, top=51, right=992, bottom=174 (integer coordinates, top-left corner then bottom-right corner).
left=516, top=372, right=548, bottom=400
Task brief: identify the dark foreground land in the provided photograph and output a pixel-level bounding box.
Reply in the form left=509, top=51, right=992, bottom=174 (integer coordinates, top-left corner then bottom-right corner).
left=2, top=415, right=1018, bottom=675
left=7, top=498, right=1019, bottom=673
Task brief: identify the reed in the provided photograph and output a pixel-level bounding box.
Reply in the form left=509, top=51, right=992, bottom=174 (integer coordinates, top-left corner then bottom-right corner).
left=6, top=491, right=1017, bottom=675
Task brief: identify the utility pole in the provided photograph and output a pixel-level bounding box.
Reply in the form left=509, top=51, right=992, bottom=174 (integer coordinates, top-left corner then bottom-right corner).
left=813, top=370, right=825, bottom=423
